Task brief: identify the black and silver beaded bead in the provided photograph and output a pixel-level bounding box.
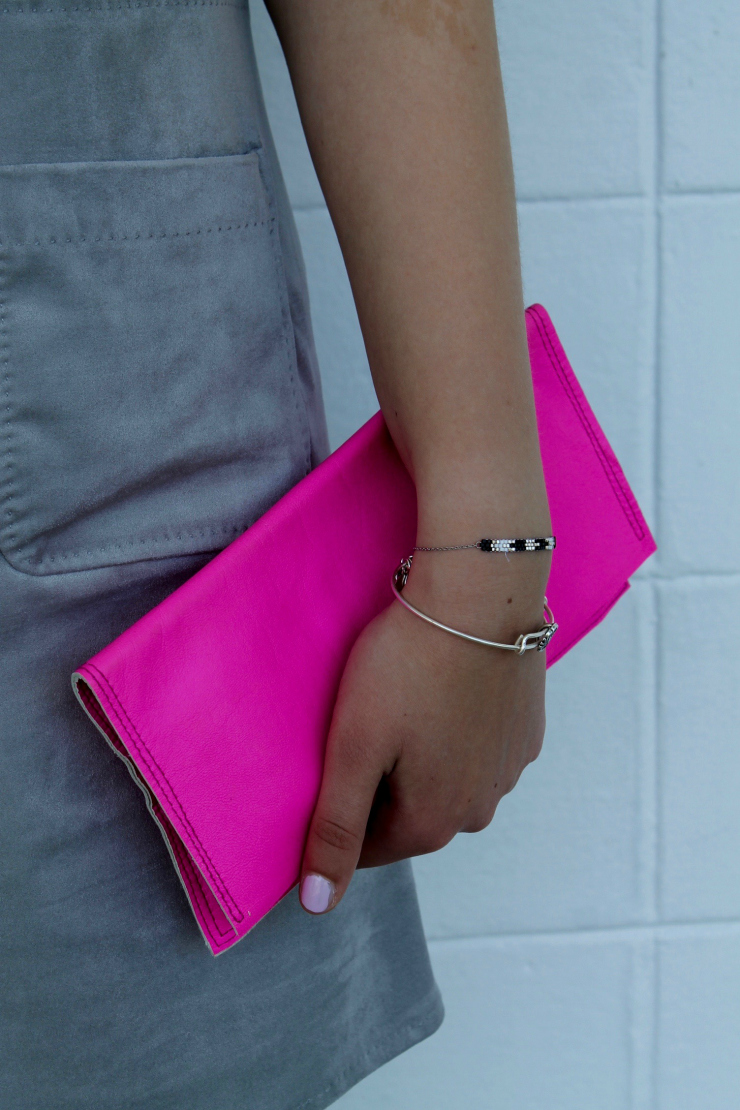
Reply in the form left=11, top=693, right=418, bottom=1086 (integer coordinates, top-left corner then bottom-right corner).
left=477, top=536, right=556, bottom=554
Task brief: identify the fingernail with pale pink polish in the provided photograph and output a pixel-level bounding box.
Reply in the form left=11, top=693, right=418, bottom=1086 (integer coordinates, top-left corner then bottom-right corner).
left=300, top=873, right=335, bottom=914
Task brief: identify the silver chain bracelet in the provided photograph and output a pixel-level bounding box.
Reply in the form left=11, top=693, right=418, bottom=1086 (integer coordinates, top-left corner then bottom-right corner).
left=391, top=556, right=558, bottom=655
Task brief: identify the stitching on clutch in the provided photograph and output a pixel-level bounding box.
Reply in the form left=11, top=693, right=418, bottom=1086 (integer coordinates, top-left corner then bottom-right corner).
left=528, top=305, right=646, bottom=541
left=86, top=662, right=245, bottom=924
left=151, top=798, right=221, bottom=948
left=168, top=830, right=232, bottom=941
left=175, top=842, right=232, bottom=943
left=173, top=840, right=220, bottom=948
left=169, top=829, right=234, bottom=944
left=77, top=676, right=234, bottom=947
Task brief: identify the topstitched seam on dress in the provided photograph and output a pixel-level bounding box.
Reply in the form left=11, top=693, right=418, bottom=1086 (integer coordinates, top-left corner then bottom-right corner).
left=32, top=522, right=246, bottom=567
left=0, top=218, right=272, bottom=249
left=0, top=259, right=17, bottom=547
left=528, top=304, right=646, bottom=541
left=0, top=1, right=248, bottom=14
left=0, top=215, right=273, bottom=568
left=271, top=219, right=312, bottom=481
left=86, top=661, right=245, bottom=923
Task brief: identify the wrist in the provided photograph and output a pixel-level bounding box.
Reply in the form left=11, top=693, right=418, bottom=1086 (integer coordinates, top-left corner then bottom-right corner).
left=415, top=484, right=552, bottom=551
left=412, top=444, right=551, bottom=544
left=402, top=545, right=552, bottom=642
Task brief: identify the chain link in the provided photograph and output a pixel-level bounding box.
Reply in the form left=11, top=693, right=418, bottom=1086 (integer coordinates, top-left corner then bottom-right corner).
left=412, top=542, right=481, bottom=552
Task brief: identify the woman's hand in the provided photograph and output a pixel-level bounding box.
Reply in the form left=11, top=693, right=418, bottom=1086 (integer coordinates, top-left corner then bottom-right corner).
left=299, top=547, right=550, bottom=914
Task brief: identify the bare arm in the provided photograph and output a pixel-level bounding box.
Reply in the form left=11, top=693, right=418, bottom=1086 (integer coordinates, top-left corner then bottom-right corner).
left=264, top=0, right=551, bottom=911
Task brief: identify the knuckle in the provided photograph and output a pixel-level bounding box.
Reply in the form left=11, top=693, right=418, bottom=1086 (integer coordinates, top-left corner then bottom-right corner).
left=527, top=743, right=543, bottom=766
left=406, top=818, right=455, bottom=856
left=529, top=714, right=546, bottom=759
left=463, top=809, right=495, bottom=834
left=528, top=730, right=545, bottom=764
left=312, top=815, right=363, bottom=855
left=501, top=773, right=519, bottom=797
left=418, top=833, right=451, bottom=855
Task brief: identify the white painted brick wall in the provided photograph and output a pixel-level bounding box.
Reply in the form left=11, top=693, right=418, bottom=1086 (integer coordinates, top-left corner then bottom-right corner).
left=250, top=2, right=740, bottom=1105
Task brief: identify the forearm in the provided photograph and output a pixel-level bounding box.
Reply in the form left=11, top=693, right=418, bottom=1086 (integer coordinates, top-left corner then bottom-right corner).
left=265, top=0, right=550, bottom=543
left=270, top=3, right=552, bottom=908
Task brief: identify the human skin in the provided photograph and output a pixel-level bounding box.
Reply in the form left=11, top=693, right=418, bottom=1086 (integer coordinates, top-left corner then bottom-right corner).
left=264, top=0, right=552, bottom=912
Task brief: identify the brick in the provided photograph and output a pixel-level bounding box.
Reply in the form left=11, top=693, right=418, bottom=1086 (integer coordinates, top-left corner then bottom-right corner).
left=496, top=0, right=650, bottom=199
left=337, top=934, right=643, bottom=1110
left=658, top=577, right=740, bottom=921
left=660, top=196, right=740, bottom=574
left=662, top=0, right=740, bottom=191
left=657, top=928, right=740, bottom=1110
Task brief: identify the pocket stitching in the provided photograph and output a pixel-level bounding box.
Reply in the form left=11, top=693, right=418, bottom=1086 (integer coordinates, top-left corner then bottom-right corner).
left=0, top=226, right=277, bottom=569
left=0, top=216, right=273, bottom=250
left=267, top=218, right=312, bottom=485
left=0, top=256, right=18, bottom=553
left=0, top=1, right=250, bottom=15
left=38, top=523, right=248, bottom=565
left=0, top=153, right=307, bottom=574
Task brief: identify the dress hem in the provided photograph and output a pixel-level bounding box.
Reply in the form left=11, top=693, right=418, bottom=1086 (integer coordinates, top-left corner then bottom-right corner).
left=291, top=984, right=445, bottom=1110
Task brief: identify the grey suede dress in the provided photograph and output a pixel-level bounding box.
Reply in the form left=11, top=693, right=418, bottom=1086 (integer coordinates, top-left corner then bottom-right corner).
left=0, top=5, right=443, bottom=1108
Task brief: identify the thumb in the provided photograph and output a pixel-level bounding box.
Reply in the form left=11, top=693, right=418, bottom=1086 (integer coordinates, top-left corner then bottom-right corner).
left=299, top=726, right=382, bottom=915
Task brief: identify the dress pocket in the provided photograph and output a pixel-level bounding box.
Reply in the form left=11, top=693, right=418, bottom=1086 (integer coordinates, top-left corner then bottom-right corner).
left=0, top=151, right=311, bottom=575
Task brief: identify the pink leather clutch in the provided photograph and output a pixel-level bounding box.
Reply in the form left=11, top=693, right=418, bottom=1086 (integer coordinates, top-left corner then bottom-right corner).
left=72, top=305, right=656, bottom=955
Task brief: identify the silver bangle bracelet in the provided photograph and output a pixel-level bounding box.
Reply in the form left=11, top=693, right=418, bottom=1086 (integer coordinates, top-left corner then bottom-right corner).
left=391, top=556, right=558, bottom=655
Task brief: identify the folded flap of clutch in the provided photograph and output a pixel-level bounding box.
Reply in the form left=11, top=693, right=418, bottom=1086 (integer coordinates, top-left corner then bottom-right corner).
left=72, top=305, right=656, bottom=955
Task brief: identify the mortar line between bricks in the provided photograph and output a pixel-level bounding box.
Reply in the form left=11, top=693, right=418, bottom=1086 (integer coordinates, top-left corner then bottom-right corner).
left=637, top=569, right=740, bottom=582
left=644, top=0, right=661, bottom=911
left=291, top=194, right=660, bottom=217
left=646, top=578, right=660, bottom=915
left=426, top=915, right=740, bottom=950
left=516, top=192, right=648, bottom=207
left=519, top=189, right=740, bottom=206
left=287, top=188, right=740, bottom=236
left=648, top=932, right=659, bottom=1110
left=651, top=1, right=665, bottom=1101
left=291, top=201, right=328, bottom=215
left=662, top=185, right=740, bottom=199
